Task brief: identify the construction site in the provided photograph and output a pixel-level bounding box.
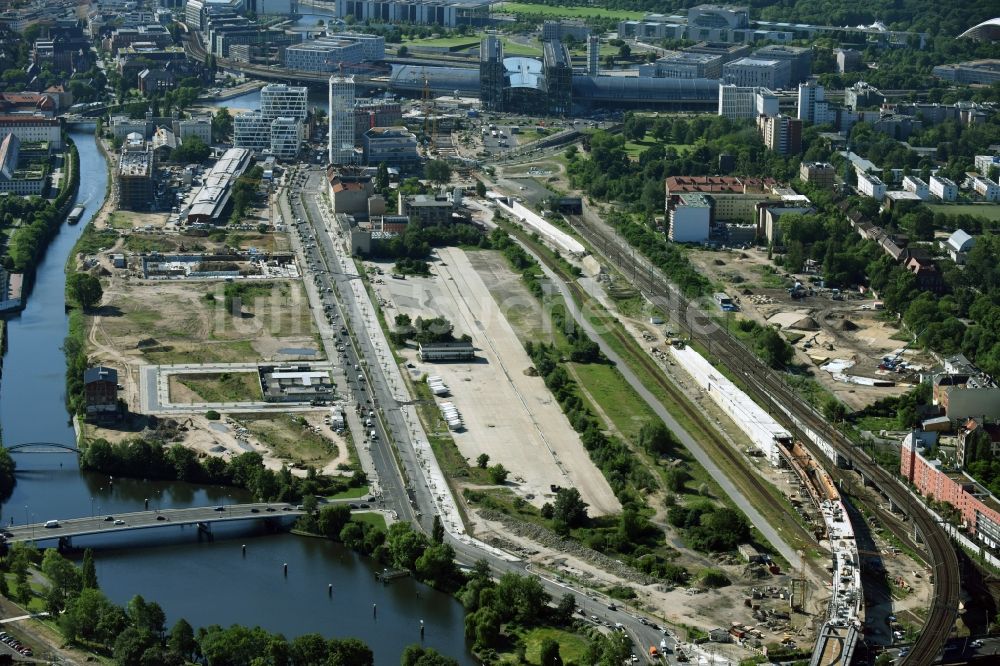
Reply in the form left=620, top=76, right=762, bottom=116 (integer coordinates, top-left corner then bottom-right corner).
left=685, top=246, right=935, bottom=411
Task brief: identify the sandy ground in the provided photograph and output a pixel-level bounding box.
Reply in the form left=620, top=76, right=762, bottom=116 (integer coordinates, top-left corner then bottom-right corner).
left=85, top=410, right=351, bottom=478
left=471, top=510, right=812, bottom=660
left=369, top=247, right=620, bottom=516
left=686, top=247, right=927, bottom=410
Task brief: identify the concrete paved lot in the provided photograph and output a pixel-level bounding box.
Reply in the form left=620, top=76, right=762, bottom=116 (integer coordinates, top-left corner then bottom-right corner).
left=372, top=247, right=620, bottom=516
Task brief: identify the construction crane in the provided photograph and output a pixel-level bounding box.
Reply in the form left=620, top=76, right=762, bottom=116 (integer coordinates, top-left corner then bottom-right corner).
left=878, top=327, right=926, bottom=371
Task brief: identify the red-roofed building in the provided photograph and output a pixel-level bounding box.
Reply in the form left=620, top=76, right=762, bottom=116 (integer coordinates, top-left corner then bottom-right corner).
left=664, top=176, right=780, bottom=223
left=327, top=168, right=374, bottom=215
left=0, top=92, right=57, bottom=116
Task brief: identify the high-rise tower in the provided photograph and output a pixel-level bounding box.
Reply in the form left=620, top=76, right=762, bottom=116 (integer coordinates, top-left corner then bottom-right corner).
left=328, top=75, right=355, bottom=165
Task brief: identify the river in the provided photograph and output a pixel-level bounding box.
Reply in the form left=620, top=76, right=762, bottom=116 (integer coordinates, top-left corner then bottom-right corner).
left=0, top=127, right=473, bottom=664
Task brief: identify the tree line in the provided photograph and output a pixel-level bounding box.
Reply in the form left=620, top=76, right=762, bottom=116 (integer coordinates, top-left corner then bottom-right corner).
left=79, top=442, right=359, bottom=503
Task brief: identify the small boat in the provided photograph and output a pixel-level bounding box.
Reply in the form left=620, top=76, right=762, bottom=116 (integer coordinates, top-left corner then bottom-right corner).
left=68, top=204, right=86, bottom=224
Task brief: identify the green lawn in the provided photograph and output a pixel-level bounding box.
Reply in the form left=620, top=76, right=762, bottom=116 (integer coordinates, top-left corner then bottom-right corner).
left=570, top=362, right=656, bottom=443
left=399, top=35, right=481, bottom=49
left=500, top=37, right=542, bottom=57
left=330, top=486, right=370, bottom=500
left=624, top=135, right=692, bottom=160
left=497, top=2, right=644, bottom=20
left=521, top=627, right=591, bottom=665
left=175, top=372, right=262, bottom=403
left=926, top=203, right=1000, bottom=221
left=351, top=512, right=387, bottom=531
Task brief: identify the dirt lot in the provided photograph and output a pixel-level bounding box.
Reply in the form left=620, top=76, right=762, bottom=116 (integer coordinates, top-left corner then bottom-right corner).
left=686, top=247, right=930, bottom=410
left=84, top=274, right=320, bottom=417
left=81, top=410, right=352, bottom=478
left=368, top=247, right=620, bottom=516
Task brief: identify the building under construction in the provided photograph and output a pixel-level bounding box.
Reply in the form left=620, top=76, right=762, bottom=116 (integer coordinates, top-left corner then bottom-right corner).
left=478, top=35, right=572, bottom=116
left=118, top=133, right=155, bottom=211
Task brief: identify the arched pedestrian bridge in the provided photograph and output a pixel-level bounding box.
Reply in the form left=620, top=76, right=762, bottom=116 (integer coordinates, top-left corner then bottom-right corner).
left=5, top=442, right=80, bottom=454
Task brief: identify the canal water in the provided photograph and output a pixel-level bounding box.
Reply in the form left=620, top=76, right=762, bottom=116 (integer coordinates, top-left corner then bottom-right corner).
left=0, top=127, right=473, bottom=664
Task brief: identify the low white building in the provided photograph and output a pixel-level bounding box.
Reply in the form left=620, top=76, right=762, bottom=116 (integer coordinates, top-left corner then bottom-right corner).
left=929, top=175, right=958, bottom=201
left=856, top=170, right=886, bottom=201
left=944, top=229, right=975, bottom=264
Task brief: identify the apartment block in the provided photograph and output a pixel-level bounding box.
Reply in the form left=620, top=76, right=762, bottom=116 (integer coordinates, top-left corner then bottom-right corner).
left=930, top=175, right=957, bottom=201
left=856, top=171, right=886, bottom=201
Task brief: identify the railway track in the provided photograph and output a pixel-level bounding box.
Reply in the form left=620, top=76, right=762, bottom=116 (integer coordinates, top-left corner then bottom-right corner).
left=562, top=212, right=959, bottom=666
left=502, top=223, right=814, bottom=556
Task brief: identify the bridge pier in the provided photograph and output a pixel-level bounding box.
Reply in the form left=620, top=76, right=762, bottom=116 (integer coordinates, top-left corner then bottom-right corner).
left=197, top=522, right=214, bottom=542
left=57, top=536, right=73, bottom=553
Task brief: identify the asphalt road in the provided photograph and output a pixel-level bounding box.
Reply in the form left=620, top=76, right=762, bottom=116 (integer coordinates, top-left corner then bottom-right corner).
left=286, top=166, right=675, bottom=663
left=282, top=174, right=418, bottom=529
left=4, top=502, right=308, bottom=543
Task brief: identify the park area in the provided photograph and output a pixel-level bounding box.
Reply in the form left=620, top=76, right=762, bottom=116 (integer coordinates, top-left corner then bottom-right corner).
left=926, top=203, right=1000, bottom=222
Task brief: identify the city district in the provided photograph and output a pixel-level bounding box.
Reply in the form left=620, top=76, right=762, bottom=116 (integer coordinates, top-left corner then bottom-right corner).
left=0, top=0, right=999, bottom=665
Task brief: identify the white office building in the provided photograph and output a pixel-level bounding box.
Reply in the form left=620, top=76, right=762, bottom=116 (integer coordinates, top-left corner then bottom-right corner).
left=718, top=84, right=777, bottom=120
left=285, top=38, right=365, bottom=73
left=856, top=171, right=886, bottom=201
left=260, top=84, right=308, bottom=121
left=586, top=35, right=600, bottom=76
left=269, top=117, right=301, bottom=160
left=722, top=57, right=790, bottom=89
left=234, top=112, right=270, bottom=152
left=329, top=75, right=355, bottom=165
left=930, top=175, right=958, bottom=201
left=796, top=81, right=833, bottom=125
left=668, top=193, right=712, bottom=243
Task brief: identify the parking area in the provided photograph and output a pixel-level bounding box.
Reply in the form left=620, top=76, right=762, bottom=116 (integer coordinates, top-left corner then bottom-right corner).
left=368, top=247, right=620, bottom=516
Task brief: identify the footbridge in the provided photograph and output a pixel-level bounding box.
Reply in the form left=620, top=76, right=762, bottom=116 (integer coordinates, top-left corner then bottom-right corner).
left=5, top=442, right=80, bottom=454
left=3, top=502, right=311, bottom=544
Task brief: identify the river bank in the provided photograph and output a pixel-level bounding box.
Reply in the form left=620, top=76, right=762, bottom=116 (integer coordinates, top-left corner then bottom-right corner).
left=0, top=128, right=478, bottom=664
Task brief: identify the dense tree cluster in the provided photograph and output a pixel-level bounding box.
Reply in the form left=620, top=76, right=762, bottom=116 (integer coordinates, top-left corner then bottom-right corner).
left=169, top=136, right=211, bottom=164
left=567, top=118, right=807, bottom=214
left=368, top=219, right=487, bottom=260
left=667, top=501, right=752, bottom=553
left=460, top=563, right=554, bottom=655
left=732, top=319, right=796, bottom=370
left=66, top=272, right=103, bottom=310
left=2, top=194, right=62, bottom=272
left=390, top=313, right=468, bottom=346
left=229, top=166, right=263, bottom=224
left=607, top=213, right=711, bottom=297
left=0, top=447, right=15, bottom=502
left=79, top=443, right=354, bottom=502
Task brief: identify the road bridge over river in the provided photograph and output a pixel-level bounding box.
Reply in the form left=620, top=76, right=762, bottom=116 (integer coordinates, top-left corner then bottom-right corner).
left=2, top=502, right=327, bottom=544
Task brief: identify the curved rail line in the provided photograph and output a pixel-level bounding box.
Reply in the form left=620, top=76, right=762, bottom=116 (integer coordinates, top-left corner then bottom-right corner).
left=562, top=212, right=959, bottom=666
left=502, top=223, right=814, bottom=553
